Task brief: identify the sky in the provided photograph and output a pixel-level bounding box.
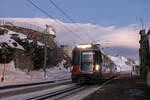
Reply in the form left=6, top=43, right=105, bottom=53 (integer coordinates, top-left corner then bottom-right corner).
left=0, top=0, right=150, bottom=27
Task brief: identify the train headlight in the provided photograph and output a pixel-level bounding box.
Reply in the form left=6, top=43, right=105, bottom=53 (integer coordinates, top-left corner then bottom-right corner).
left=95, top=64, right=100, bottom=71
left=77, top=44, right=92, bottom=49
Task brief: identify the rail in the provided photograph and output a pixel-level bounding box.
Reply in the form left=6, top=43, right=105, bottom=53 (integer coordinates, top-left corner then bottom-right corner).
left=0, top=78, right=71, bottom=90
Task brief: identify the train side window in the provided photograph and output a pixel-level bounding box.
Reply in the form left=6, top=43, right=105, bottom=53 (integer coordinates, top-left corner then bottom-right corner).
left=72, top=51, right=80, bottom=65
left=94, top=51, right=102, bottom=65
left=98, top=51, right=102, bottom=63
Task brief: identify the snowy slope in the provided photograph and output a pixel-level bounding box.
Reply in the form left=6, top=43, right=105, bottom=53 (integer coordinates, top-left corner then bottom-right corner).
left=0, top=27, right=43, bottom=50
left=0, top=27, right=24, bottom=50
left=109, top=56, right=134, bottom=73
left=103, top=46, right=139, bottom=60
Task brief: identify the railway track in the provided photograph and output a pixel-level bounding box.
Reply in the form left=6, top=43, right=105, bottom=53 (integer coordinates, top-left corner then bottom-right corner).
left=0, top=79, right=71, bottom=98
left=0, top=76, right=117, bottom=100
left=26, top=76, right=117, bottom=100
left=26, top=84, right=83, bottom=100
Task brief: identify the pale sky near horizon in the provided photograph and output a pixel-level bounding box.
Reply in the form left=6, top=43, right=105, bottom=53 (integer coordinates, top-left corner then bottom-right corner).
left=0, top=0, right=150, bottom=27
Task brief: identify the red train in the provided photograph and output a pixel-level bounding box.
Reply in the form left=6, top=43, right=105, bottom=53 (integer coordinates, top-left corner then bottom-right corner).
left=71, top=44, right=117, bottom=83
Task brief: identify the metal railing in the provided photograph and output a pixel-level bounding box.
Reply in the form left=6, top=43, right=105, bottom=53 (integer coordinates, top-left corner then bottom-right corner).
left=0, top=19, right=45, bottom=33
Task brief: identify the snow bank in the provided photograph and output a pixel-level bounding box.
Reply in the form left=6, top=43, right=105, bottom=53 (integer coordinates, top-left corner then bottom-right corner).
left=0, top=60, right=71, bottom=84
left=0, top=61, right=31, bottom=83
left=27, top=60, right=71, bottom=81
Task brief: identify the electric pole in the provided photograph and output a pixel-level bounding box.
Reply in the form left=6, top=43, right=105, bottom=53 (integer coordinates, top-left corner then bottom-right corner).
left=43, top=25, right=56, bottom=77
left=43, top=25, right=49, bottom=77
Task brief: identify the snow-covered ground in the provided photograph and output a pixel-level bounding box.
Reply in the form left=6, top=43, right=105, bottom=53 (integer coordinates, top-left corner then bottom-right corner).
left=0, top=60, right=71, bottom=84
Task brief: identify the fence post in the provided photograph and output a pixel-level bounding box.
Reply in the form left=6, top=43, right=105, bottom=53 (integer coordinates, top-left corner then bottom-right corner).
left=1, top=61, right=6, bottom=82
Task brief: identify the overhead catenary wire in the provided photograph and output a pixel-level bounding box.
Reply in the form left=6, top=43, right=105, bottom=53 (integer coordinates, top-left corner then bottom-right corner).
left=27, top=0, right=83, bottom=42
left=48, top=0, right=95, bottom=43
left=48, top=0, right=78, bottom=25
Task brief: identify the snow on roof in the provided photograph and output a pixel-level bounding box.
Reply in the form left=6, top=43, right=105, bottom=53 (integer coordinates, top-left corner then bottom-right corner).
left=0, top=60, right=71, bottom=84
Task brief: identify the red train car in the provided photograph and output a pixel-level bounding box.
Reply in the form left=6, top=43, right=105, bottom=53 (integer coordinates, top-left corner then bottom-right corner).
left=71, top=44, right=116, bottom=83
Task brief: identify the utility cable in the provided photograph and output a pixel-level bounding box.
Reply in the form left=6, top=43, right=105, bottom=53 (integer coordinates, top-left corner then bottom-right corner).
left=27, top=0, right=83, bottom=42
left=48, top=0, right=94, bottom=43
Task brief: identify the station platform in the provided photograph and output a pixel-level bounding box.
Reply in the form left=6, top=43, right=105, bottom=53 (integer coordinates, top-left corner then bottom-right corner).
left=84, top=75, right=150, bottom=100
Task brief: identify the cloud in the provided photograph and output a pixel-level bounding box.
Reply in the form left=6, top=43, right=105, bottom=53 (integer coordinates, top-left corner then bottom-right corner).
left=0, top=18, right=140, bottom=48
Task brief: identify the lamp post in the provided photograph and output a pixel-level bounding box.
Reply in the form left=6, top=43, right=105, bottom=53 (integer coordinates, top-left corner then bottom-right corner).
left=43, top=25, right=55, bottom=77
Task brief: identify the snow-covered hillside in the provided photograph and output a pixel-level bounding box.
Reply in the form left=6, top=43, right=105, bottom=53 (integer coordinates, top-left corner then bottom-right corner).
left=0, top=27, right=33, bottom=50
left=0, top=24, right=71, bottom=70
left=109, top=56, right=137, bottom=74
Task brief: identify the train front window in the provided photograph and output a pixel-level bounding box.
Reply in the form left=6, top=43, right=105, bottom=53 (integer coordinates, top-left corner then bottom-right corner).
left=81, top=51, right=94, bottom=72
